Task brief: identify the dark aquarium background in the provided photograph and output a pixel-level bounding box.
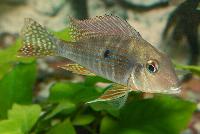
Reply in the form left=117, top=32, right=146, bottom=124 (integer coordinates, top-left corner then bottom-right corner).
left=0, top=0, right=199, bottom=134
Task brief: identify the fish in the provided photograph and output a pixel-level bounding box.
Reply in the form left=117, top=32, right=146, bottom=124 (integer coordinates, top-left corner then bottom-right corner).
left=18, top=15, right=180, bottom=108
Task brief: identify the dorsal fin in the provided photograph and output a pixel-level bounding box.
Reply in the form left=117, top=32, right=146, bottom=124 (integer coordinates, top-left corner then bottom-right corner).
left=69, top=15, right=141, bottom=41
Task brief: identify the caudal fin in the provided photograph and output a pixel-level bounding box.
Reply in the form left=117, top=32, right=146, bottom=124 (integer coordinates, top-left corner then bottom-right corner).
left=19, top=18, right=58, bottom=57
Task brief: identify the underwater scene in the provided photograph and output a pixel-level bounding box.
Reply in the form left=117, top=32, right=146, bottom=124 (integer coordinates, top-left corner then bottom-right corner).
left=0, top=0, right=199, bottom=134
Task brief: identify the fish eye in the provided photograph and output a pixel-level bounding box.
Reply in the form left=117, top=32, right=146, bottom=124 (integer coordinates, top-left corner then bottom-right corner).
left=146, top=59, right=159, bottom=74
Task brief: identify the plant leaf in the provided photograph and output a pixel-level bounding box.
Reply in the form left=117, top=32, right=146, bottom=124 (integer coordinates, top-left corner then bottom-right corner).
left=47, top=119, right=76, bottom=134
left=175, top=63, right=200, bottom=76
left=72, top=114, right=95, bottom=126
left=45, top=101, right=76, bottom=120
left=100, top=116, right=119, bottom=134
left=100, top=95, right=196, bottom=134
left=84, top=76, right=111, bottom=86
left=8, top=104, right=41, bottom=133
left=49, top=82, right=101, bottom=104
left=0, top=62, right=37, bottom=119
left=0, top=120, right=22, bottom=134
left=0, top=104, right=41, bottom=134
left=0, top=39, right=35, bottom=79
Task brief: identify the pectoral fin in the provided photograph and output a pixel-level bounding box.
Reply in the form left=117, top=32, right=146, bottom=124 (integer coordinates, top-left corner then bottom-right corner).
left=87, top=84, right=130, bottom=109
left=59, top=64, right=96, bottom=76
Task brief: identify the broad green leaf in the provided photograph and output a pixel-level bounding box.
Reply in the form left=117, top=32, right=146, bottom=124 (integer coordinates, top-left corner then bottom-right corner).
left=8, top=104, right=41, bottom=133
left=100, top=116, right=119, bottom=134
left=49, top=82, right=101, bottom=104
left=0, top=39, right=35, bottom=79
left=0, top=104, right=41, bottom=134
left=45, top=101, right=76, bottom=120
left=47, top=119, right=76, bottom=134
left=0, top=62, right=37, bottom=119
left=72, top=114, right=95, bottom=126
left=0, top=120, right=22, bottom=134
left=84, top=76, right=111, bottom=86
left=0, top=39, right=33, bottom=65
left=100, top=95, right=196, bottom=134
left=32, top=118, right=51, bottom=134
left=89, top=101, right=120, bottom=118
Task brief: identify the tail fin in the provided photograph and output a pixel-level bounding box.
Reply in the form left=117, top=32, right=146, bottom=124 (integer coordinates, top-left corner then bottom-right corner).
left=19, top=18, right=58, bottom=57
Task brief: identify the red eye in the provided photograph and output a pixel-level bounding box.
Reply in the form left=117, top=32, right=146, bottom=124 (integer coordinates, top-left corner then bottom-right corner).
left=146, top=60, right=159, bottom=73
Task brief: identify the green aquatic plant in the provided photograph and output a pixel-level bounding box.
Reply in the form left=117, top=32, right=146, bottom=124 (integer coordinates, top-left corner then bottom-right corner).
left=175, top=63, right=200, bottom=76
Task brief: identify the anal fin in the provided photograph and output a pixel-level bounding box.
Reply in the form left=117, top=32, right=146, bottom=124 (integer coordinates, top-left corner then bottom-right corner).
left=59, top=64, right=96, bottom=76
left=87, top=84, right=130, bottom=109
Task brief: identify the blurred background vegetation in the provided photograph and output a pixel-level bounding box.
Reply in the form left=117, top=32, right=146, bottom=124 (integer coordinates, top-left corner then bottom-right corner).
left=0, top=0, right=199, bottom=134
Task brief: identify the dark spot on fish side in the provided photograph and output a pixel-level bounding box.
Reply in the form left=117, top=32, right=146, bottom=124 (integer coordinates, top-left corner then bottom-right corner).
left=104, top=50, right=110, bottom=58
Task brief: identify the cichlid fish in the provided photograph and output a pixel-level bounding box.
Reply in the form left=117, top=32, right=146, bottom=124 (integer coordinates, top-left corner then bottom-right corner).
left=19, top=15, right=180, bottom=108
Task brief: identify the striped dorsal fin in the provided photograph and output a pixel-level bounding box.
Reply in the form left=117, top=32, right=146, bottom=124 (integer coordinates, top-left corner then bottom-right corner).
left=69, top=15, right=141, bottom=41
